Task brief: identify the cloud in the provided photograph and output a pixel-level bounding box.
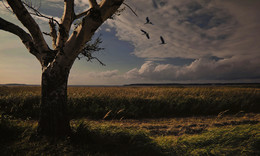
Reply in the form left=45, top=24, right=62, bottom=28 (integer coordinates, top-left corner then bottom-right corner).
left=107, top=0, right=237, bottom=59
left=106, top=0, right=260, bottom=82
left=88, top=69, right=119, bottom=78
left=107, top=0, right=260, bottom=59
left=124, top=55, right=260, bottom=82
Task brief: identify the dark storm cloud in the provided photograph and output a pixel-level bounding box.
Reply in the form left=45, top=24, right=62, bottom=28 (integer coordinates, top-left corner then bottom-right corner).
left=110, top=0, right=260, bottom=82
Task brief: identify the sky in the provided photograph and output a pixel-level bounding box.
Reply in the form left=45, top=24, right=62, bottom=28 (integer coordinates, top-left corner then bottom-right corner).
left=0, top=0, right=260, bottom=85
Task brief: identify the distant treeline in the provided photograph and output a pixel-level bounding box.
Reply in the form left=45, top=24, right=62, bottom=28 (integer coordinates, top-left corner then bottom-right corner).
left=124, top=83, right=260, bottom=87
left=1, top=83, right=260, bottom=88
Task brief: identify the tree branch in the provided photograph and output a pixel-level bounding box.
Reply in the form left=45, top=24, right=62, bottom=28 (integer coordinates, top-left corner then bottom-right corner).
left=0, top=17, right=41, bottom=61
left=99, top=0, right=124, bottom=21
left=6, top=0, right=49, bottom=52
left=56, top=0, right=75, bottom=49
left=75, top=9, right=91, bottom=19
left=22, top=1, right=58, bottom=49
left=79, top=35, right=105, bottom=66
left=88, top=56, right=106, bottom=66
left=49, top=18, right=57, bottom=49
left=123, top=2, right=138, bottom=17
left=63, top=0, right=124, bottom=60
left=74, top=0, right=103, bottom=20
left=89, top=0, right=98, bottom=9
left=22, top=2, right=59, bottom=25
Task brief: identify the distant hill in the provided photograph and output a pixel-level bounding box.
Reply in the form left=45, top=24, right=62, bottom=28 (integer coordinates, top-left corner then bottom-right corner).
left=0, top=84, right=40, bottom=86
left=124, top=83, right=260, bottom=87
left=1, top=83, right=259, bottom=88
left=0, top=83, right=27, bottom=86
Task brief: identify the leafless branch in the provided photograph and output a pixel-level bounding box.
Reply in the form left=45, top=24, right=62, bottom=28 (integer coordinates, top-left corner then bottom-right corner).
left=56, top=0, right=75, bottom=50
left=109, top=7, right=125, bottom=19
left=89, top=0, right=98, bottom=9
left=75, top=0, right=99, bottom=19
left=21, top=1, right=59, bottom=48
left=23, top=0, right=41, bottom=10
left=7, top=0, right=49, bottom=53
left=43, top=32, right=51, bottom=36
left=123, top=2, right=138, bottom=17
left=109, top=2, right=137, bottom=19
left=22, top=1, right=59, bottom=25
left=88, top=56, right=106, bottom=66
left=78, top=35, right=106, bottom=66
left=0, top=17, right=41, bottom=60
left=75, top=9, right=91, bottom=19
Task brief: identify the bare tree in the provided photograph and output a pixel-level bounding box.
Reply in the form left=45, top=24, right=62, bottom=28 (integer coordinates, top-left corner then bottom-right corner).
left=0, top=0, right=124, bottom=137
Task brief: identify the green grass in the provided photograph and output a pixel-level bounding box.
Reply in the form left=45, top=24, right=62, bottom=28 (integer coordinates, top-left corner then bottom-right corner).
left=155, top=124, right=260, bottom=155
left=0, top=86, right=259, bottom=119
left=0, top=86, right=259, bottom=155
left=0, top=116, right=259, bottom=155
left=0, top=117, right=163, bottom=155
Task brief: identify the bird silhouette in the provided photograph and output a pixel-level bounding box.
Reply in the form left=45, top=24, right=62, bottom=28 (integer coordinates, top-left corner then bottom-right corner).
left=141, top=29, right=150, bottom=39
left=145, top=17, right=153, bottom=25
left=160, top=36, right=166, bottom=44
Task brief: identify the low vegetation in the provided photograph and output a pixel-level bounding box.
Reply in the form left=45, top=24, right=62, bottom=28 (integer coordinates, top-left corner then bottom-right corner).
left=0, top=85, right=259, bottom=155
left=0, top=114, right=259, bottom=155
left=0, top=86, right=259, bottom=119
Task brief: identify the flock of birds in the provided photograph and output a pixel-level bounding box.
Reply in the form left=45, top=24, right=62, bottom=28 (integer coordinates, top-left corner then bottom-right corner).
left=140, top=17, right=166, bottom=45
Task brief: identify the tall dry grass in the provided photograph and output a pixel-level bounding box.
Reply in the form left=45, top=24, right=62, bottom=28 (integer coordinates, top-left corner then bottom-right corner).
left=0, top=86, right=259, bottom=119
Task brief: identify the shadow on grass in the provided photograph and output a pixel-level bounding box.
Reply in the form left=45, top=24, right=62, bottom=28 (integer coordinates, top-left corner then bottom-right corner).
left=1, top=117, right=259, bottom=156
left=0, top=119, right=168, bottom=156
left=71, top=123, right=167, bottom=156
left=0, top=117, right=26, bottom=155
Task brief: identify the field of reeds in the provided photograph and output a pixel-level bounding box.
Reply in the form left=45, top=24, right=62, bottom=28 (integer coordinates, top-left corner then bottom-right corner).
left=0, top=85, right=260, bottom=155
left=0, top=86, right=259, bottom=119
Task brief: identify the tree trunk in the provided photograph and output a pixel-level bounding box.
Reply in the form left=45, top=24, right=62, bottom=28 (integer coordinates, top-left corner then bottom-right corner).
left=37, top=65, right=71, bottom=137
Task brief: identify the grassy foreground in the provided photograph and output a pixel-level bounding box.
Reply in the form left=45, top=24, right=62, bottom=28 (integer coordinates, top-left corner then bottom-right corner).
left=0, top=86, right=259, bottom=119
left=0, top=114, right=259, bottom=155
left=0, top=86, right=259, bottom=155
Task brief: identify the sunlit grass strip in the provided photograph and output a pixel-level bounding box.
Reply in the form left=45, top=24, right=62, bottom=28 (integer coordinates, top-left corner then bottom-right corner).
left=154, top=124, right=260, bottom=155
left=1, top=117, right=259, bottom=155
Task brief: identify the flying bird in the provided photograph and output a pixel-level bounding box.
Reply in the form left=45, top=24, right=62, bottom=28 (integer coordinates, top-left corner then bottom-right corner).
left=160, top=36, right=166, bottom=44
left=141, top=29, right=150, bottom=39
left=145, top=17, right=153, bottom=25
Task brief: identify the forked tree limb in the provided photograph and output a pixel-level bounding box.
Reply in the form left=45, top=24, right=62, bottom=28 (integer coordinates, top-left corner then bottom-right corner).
left=0, top=17, right=41, bottom=61
left=74, top=0, right=98, bottom=21
left=75, top=9, right=91, bottom=19
left=2, top=0, right=125, bottom=68
left=89, top=0, right=98, bottom=8
left=22, top=1, right=59, bottom=49
left=63, top=0, right=124, bottom=61
left=6, top=0, right=49, bottom=53
left=56, top=0, right=75, bottom=49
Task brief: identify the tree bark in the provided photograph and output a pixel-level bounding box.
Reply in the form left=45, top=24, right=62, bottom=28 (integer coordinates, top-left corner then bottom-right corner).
left=37, top=64, right=71, bottom=137
left=1, top=0, right=125, bottom=138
